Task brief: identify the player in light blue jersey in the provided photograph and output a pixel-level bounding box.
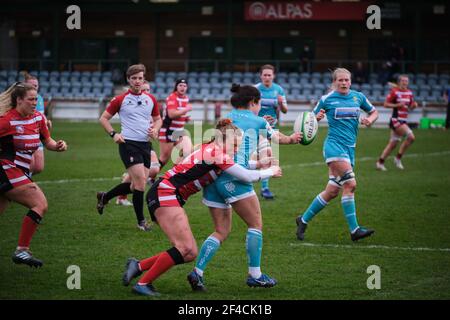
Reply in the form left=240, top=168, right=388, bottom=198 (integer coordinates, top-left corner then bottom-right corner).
left=295, top=68, right=379, bottom=242
left=255, top=64, right=288, bottom=200
left=25, top=73, right=51, bottom=175
left=187, top=84, right=301, bottom=291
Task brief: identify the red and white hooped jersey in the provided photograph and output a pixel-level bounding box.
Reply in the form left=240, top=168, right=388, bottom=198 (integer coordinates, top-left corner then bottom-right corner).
left=159, top=143, right=235, bottom=200
left=159, top=92, right=190, bottom=140
left=106, top=89, right=160, bottom=142
left=0, top=109, right=50, bottom=171
left=386, top=87, right=415, bottom=121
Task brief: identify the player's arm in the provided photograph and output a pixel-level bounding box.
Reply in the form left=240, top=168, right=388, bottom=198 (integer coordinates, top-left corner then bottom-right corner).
left=313, top=98, right=326, bottom=121
left=167, top=106, right=192, bottom=119
left=278, top=90, right=288, bottom=114
left=271, top=130, right=301, bottom=145
left=223, top=164, right=282, bottom=182
left=99, top=110, right=125, bottom=144
left=384, top=91, right=403, bottom=109
left=148, top=114, right=162, bottom=140
left=43, top=137, right=68, bottom=152
left=360, top=95, right=378, bottom=127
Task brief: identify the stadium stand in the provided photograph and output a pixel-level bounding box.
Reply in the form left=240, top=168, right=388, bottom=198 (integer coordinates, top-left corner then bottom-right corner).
left=0, top=70, right=114, bottom=101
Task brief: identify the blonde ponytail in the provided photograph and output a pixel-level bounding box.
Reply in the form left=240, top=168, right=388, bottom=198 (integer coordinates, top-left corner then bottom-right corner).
left=0, top=85, right=15, bottom=116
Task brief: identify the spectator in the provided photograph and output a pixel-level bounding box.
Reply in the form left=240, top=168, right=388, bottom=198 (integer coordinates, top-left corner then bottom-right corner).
left=214, top=101, right=222, bottom=121
left=353, top=61, right=368, bottom=85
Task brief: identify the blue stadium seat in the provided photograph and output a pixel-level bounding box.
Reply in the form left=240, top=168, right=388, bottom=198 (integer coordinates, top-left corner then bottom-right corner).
left=0, top=70, right=8, bottom=79
left=102, top=71, right=112, bottom=78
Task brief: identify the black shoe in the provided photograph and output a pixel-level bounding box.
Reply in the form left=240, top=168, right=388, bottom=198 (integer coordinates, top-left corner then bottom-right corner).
left=351, top=227, right=375, bottom=242
left=96, top=192, right=107, bottom=215
left=122, top=258, right=142, bottom=286
left=187, top=270, right=206, bottom=292
left=12, top=249, right=43, bottom=268
left=295, top=216, right=308, bottom=241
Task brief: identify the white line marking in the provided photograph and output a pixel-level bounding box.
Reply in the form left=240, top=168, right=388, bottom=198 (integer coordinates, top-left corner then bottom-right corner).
left=290, top=242, right=450, bottom=253
left=37, top=177, right=121, bottom=185
left=35, top=150, right=450, bottom=185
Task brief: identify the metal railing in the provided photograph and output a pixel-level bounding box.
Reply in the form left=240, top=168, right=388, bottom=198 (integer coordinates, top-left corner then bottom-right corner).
left=1, top=58, right=449, bottom=75
left=155, top=59, right=450, bottom=74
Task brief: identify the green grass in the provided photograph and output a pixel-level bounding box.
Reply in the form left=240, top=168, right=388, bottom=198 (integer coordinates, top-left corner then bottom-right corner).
left=1, top=121, right=449, bottom=300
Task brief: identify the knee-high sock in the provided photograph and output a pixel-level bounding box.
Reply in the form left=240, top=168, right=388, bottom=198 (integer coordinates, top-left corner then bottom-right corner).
left=194, top=236, right=221, bottom=276
left=104, top=183, right=132, bottom=202
left=341, top=195, right=359, bottom=233
left=18, top=210, right=41, bottom=249
left=261, top=178, right=269, bottom=190
left=137, top=247, right=184, bottom=285
left=132, top=190, right=145, bottom=223
left=246, top=228, right=263, bottom=279
left=301, top=194, right=328, bottom=223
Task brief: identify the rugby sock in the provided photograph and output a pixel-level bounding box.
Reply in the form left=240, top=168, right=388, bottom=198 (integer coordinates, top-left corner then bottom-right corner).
left=195, top=235, right=221, bottom=276
left=378, top=158, right=385, bottom=164
left=137, top=247, right=184, bottom=285
left=132, top=190, right=145, bottom=223
left=301, top=194, right=328, bottom=223
left=18, top=210, right=41, bottom=249
left=341, top=195, right=359, bottom=233
left=246, top=228, right=263, bottom=279
left=396, top=153, right=403, bottom=160
left=261, top=178, right=269, bottom=190
left=139, top=254, right=160, bottom=271
left=104, top=182, right=131, bottom=202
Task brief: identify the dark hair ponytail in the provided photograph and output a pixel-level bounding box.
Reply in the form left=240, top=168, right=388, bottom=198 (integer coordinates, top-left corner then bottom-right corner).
left=230, top=83, right=261, bottom=109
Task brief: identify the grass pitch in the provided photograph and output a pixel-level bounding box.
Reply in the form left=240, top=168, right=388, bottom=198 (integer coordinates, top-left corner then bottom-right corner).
left=1, top=121, right=449, bottom=300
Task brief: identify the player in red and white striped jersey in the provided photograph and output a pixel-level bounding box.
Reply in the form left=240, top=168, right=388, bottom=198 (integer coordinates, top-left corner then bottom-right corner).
left=0, top=82, right=67, bottom=268
left=122, top=119, right=282, bottom=297
left=377, top=75, right=418, bottom=170
left=97, top=64, right=162, bottom=232
left=158, top=79, right=193, bottom=168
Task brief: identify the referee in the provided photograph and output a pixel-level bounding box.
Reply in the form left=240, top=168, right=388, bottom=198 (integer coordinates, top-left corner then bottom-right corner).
left=97, top=64, right=162, bottom=231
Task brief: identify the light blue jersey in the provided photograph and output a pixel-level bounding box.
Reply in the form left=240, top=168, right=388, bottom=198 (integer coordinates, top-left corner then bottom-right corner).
left=36, top=94, right=45, bottom=114
left=314, top=90, right=375, bottom=167
left=313, top=90, right=375, bottom=147
left=226, top=108, right=274, bottom=169
left=255, top=82, right=286, bottom=127
left=203, top=109, right=274, bottom=207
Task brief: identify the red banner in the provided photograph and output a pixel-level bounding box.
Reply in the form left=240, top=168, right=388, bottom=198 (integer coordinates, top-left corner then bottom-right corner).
left=244, top=1, right=370, bottom=21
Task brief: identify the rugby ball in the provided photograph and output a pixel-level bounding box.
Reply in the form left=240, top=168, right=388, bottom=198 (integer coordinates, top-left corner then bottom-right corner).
left=294, top=111, right=318, bottom=145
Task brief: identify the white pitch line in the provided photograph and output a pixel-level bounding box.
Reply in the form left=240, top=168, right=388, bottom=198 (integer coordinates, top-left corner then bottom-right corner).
left=35, top=150, right=450, bottom=185
left=37, top=176, right=121, bottom=185
left=282, top=150, right=450, bottom=169
left=290, top=242, right=450, bottom=253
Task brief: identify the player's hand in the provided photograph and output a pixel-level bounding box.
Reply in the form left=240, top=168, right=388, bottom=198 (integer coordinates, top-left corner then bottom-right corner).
left=278, top=95, right=288, bottom=113
left=409, top=101, right=418, bottom=110
left=113, top=133, right=125, bottom=144
left=396, top=103, right=406, bottom=108
left=55, top=140, right=67, bottom=152
left=147, top=126, right=158, bottom=140
left=270, top=165, right=282, bottom=178
left=263, top=115, right=276, bottom=126
left=184, top=105, right=193, bottom=114
left=316, top=109, right=326, bottom=121
left=258, top=157, right=279, bottom=169
left=290, top=132, right=302, bottom=144
left=361, top=117, right=373, bottom=127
